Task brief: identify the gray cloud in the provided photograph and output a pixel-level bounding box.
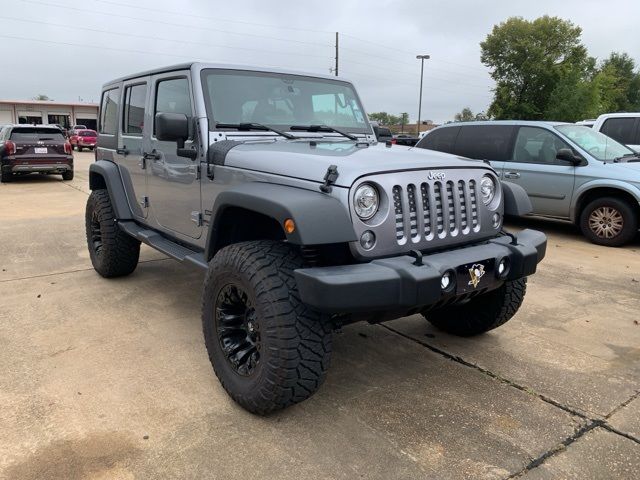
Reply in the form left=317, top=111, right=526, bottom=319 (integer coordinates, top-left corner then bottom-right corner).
left=2, top=0, right=639, bottom=123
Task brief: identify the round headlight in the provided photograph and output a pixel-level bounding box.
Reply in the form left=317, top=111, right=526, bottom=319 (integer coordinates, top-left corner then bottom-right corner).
left=480, top=175, right=496, bottom=205
left=354, top=183, right=379, bottom=220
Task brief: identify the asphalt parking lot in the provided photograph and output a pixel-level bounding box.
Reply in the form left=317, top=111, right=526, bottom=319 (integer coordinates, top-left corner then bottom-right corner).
left=1, top=151, right=639, bottom=479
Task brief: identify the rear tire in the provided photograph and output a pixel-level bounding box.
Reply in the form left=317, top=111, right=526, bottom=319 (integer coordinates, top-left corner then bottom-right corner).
left=579, top=197, right=637, bottom=247
left=62, top=170, right=74, bottom=181
left=0, top=169, right=12, bottom=183
left=202, top=241, right=332, bottom=414
left=85, top=189, right=140, bottom=277
left=424, top=278, right=527, bottom=336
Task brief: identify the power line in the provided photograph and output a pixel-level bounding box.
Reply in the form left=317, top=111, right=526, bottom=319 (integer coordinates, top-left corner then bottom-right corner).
left=19, top=0, right=332, bottom=48
left=89, top=0, right=333, bottom=34
left=0, top=15, right=330, bottom=59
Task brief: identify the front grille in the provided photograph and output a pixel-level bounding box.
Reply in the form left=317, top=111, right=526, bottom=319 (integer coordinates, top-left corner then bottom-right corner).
left=393, top=179, right=479, bottom=244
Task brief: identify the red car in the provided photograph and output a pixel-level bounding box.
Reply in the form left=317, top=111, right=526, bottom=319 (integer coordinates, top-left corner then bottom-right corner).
left=70, top=129, right=97, bottom=151
left=0, top=125, right=74, bottom=182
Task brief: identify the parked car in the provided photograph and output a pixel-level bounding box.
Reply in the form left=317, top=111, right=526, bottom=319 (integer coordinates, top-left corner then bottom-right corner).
left=575, top=119, right=596, bottom=128
left=86, top=62, right=545, bottom=414
left=392, top=133, right=420, bottom=146
left=371, top=123, right=393, bottom=143
left=592, top=113, right=640, bottom=152
left=73, top=129, right=97, bottom=151
left=417, top=121, right=640, bottom=246
left=0, top=124, right=74, bottom=182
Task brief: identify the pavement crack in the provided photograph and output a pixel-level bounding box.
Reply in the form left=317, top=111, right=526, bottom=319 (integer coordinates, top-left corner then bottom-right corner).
left=506, top=420, right=604, bottom=478
left=605, top=389, right=640, bottom=420
left=600, top=423, right=640, bottom=445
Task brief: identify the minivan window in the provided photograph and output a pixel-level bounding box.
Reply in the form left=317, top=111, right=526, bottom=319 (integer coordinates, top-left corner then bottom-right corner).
left=154, top=78, right=191, bottom=135
left=454, top=125, right=515, bottom=160
left=123, top=84, right=147, bottom=135
left=556, top=124, right=633, bottom=161
left=416, top=126, right=460, bottom=153
left=513, top=127, right=571, bottom=164
left=99, top=88, right=119, bottom=135
left=601, top=117, right=636, bottom=145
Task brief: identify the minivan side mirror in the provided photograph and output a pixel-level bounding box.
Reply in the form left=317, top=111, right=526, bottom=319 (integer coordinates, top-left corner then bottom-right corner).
left=155, top=112, right=197, bottom=159
left=556, top=148, right=583, bottom=166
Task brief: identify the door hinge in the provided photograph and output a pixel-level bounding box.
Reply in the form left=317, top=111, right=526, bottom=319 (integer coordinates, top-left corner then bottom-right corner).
left=139, top=196, right=149, bottom=208
left=190, top=211, right=203, bottom=227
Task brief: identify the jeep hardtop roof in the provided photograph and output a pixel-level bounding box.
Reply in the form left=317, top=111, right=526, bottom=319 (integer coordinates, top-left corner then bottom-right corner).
left=102, top=62, right=354, bottom=89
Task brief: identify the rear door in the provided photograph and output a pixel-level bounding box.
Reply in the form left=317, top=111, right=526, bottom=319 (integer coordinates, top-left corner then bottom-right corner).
left=117, top=79, right=150, bottom=219
left=146, top=72, right=202, bottom=239
left=503, top=126, right=576, bottom=218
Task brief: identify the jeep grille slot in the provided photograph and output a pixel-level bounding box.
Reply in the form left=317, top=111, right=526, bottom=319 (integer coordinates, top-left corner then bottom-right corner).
left=392, top=179, right=479, bottom=245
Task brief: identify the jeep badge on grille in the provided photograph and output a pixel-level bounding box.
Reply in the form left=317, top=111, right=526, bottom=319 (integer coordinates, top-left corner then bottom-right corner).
left=428, top=171, right=446, bottom=180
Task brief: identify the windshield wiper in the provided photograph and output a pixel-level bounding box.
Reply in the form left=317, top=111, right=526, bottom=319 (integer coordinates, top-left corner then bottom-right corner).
left=289, top=124, right=358, bottom=141
left=215, top=122, right=296, bottom=139
left=612, top=152, right=640, bottom=163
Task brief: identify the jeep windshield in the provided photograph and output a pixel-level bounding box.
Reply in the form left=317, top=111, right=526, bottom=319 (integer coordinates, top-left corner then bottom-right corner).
left=555, top=125, right=634, bottom=162
left=201, top=69, right=371, bottom=136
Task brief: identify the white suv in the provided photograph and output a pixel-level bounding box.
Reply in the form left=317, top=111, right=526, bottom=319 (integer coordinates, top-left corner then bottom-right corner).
left=593, top=113, right=640, bottom=152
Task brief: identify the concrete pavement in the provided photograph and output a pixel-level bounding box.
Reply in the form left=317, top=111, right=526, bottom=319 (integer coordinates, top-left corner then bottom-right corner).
left=0, top=152, right=638, bottom=479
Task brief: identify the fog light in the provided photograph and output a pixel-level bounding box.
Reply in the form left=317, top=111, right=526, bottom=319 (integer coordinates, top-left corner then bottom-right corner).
left=492, top=213, right=501, bottom=229
left=441, top=271, right=452, bottom=290
left=497, top=258, right=509, bottom=278
left=360, top=230, right=376, bottom=250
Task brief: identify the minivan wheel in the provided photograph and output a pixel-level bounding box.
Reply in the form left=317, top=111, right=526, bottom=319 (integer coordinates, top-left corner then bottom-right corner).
left=424, top=278, right=527, bottom=336
left=85, top=189, right=140, bottom=277
left=580, top=197, right=637, bottom=247
left=202, top=241, right=332, bottom=415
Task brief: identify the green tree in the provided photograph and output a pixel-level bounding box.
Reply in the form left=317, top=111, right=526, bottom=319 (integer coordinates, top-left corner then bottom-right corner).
left=454, top=107, right=475, bottom=122
left=368, top=112, right=401, bottom=126
left=481, top=16, right=593, bottom=120
left=32, top=94, right=53, bottom=101
left=594, top=52, right=640, bottom=112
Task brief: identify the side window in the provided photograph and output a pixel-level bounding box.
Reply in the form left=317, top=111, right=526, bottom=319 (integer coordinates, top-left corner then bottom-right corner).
left=512, top=127, right=570, bottom=165
left=454, top=125, right=515, bottom=160
left=99, top=88, right=120, bottom=135
left=601, top=117, right=637, bottom=145
left=123, top=84, right=147, bottom=135
left=417, top=126, right=460, bottom=153
left=154, top=77, right=191, bottom=135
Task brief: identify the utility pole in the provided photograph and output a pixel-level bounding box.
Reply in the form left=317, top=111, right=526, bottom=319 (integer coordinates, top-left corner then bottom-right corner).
left=334, top=32, right=339, bottom=76
left=416, top=54, right=430, bottom=136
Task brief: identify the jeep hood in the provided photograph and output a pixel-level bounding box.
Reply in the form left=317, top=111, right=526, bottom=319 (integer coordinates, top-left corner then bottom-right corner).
left=216, top=139, right=489, bottom=187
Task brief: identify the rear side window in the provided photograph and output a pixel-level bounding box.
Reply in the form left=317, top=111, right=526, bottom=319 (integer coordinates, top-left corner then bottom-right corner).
left=154, top=77, right=191, bottom=134
left=123, top=84, right=147, bottom=135
left=601, top=117, right=637, bottom=145
left=417, top=126, right=460, bottom=153
left=454, top=125, right=515, bottom=160
left=99, top=88, right=120, bottom=135
left=10, top=128, right=64, bottom=141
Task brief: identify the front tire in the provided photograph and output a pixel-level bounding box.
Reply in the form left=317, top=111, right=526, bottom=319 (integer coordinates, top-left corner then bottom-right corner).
left=424, top=278, right=527, bottom=336
left=579, top=197, right=637, bottom=247
left=202, top=241, right=332, bottom=414
left=85, top=189, right=140, bottom=277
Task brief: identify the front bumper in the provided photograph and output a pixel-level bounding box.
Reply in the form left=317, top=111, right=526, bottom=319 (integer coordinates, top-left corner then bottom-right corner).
left=294, top=229, right=546, bottom=313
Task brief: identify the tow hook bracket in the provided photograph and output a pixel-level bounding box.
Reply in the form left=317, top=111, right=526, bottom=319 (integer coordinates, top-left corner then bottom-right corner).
left=408, top=249, right=424, bottom=266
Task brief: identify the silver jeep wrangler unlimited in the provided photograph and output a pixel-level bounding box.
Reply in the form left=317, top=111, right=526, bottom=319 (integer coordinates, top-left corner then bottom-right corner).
left=87, top=62, right=546, bottom=414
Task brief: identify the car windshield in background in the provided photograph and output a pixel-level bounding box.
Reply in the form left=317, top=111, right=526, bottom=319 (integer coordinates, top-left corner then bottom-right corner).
left=79, top=130, right=97, bottom=136
left=555, top=125, right=633, bottom=161
left=10, top=128, right=65, bottom=142
left=202, top=70, right=370, bottom=134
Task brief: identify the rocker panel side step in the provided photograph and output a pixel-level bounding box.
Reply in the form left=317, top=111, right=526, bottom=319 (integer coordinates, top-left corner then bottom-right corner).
left=118, top=220, right=208, bottom=270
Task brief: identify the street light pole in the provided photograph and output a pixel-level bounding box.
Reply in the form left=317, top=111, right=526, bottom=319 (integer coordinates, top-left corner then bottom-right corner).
left=416, top=54, right=430, bottom=136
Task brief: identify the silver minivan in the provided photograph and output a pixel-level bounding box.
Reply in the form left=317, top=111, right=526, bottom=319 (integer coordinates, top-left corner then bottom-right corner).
left=417, top=121, right=640, bottom=246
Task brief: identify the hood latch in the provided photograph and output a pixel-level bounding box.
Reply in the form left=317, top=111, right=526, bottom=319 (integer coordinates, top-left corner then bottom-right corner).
left=320, top=165, right=339, bottom=193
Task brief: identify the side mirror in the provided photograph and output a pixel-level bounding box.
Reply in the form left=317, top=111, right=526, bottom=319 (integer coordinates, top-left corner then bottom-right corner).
left=155, top=112, right=197, bottom=159
left=556, top=148, right=582, bottom=166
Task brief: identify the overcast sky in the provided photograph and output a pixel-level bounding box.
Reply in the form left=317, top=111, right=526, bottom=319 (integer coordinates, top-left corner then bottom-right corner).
left=2, top=0, right=640, bottom=123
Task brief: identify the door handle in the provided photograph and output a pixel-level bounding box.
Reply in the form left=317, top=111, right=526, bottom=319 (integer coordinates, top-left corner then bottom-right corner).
left=504, top=172, right=521, bottom=179
left=116, top=147, right=129, bottom=156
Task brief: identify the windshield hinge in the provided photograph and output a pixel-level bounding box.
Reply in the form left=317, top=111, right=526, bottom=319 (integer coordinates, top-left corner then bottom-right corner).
left=320, top=165, right=339, bottom=193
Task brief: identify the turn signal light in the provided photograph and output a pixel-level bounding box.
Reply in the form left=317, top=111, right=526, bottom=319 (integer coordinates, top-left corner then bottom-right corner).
left=64, top=141, right=72, bottom=154
left=284, top=218, right=295, bottom=234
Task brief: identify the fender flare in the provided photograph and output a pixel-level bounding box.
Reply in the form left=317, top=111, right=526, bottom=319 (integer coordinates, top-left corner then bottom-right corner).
left=570, top=179, right=640, bottom=222
left=501, top=181, right=533, bottom=217
left=88, top=160, right=133, bottom=220
left=205, top=182, right=357, bottom=260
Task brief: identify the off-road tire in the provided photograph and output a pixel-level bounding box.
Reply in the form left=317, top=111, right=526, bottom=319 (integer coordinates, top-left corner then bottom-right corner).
left=85, top=189, right=140, bottom=277
left=579, top=197, right=637, bottom=247
left=202, top=240, right=332, bottom=414
left=0, top=169, right=12, bottom=183
left=424, top=278, right=527, bottom=336
left=62, top=169, right=74, bottom=181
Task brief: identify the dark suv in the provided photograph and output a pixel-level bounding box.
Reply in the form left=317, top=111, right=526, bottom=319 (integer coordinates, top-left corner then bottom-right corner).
left=0, top=125, right=74, bottom=182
